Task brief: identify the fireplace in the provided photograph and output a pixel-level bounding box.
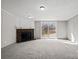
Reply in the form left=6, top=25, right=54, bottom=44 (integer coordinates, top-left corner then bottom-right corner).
left=16, top=29, right=34, bottom=43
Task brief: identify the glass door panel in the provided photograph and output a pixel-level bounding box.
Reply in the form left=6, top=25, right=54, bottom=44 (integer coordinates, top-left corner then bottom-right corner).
left=42, top=22, right=49, bottom=38
left=41, top=21, right=57, bottom=38
left=48, top=22, right=56, bottom=38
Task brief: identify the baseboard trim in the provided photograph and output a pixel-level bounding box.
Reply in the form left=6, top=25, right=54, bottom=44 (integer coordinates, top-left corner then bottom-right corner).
left=1, top=42, right=16, bottom=48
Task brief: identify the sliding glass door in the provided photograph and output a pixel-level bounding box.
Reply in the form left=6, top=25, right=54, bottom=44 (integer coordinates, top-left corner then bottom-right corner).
left=41, top=21, right=57, bottom=39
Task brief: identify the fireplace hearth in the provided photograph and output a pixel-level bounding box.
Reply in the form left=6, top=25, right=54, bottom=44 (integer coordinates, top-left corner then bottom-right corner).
left=16, top=29, right=34, bottom=43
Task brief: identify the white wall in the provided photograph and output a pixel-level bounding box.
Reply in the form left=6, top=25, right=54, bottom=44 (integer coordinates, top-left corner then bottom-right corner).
left=57, top=21, right=67, bottom=38
left=67, top=15, right=78, bottom=43
left=1, top=9, right=16, bottom=48
left=16, top=17, right=34, bottom=29
left=34, top=21, right=41, bottom=39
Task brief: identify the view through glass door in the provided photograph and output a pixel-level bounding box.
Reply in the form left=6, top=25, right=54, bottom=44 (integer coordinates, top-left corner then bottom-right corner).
left=41, top=21, right=57, bottom=39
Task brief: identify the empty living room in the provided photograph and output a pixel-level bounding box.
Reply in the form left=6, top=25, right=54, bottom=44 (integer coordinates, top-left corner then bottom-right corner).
left=1, top=0, right=78, bottom=59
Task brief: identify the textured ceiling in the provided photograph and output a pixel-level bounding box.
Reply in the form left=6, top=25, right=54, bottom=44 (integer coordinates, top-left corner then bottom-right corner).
left=2, top=0, right=78, bottom=21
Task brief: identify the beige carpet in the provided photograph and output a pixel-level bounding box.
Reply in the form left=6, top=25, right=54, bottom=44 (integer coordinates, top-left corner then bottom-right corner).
left=2, top=39, right=78, bottom=59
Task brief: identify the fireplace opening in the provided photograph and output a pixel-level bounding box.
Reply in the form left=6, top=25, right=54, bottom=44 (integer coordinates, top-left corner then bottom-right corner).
left=21, top=32, right=31, bottom=42
left=16, top=29, right=34, bottom=43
